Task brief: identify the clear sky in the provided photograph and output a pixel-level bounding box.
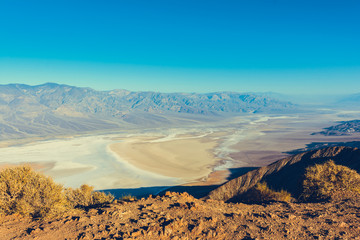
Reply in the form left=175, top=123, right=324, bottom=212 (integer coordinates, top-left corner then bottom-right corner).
left=0, top=0, right=359, bottom=94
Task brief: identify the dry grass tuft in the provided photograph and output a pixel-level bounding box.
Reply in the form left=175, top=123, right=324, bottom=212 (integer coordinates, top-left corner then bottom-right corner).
left=120, top=194, right=137, bottom=201
left=0, top=166, right=114, bottom=219
left=0, top=166, right=70, bottom=219
left=301, top=160, right=360, bottom=201
left=245, top=182, right=293, bottom=203
left=65, top=184, right=114, bottom=208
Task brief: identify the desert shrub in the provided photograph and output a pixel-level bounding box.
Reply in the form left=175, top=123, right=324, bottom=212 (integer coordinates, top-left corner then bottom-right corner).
left=0, top=166, right=70, bottom=219
left=65, top=184, right=114, bottom=208
left=0, top=166, right=114, bottom=219
left=120, top=194, right=137, bottom=201
left=245, top=182, right=292, bottom=203
left=301, top=160, right=360, bottom=201
left=92, top=191, right=114, bottom=204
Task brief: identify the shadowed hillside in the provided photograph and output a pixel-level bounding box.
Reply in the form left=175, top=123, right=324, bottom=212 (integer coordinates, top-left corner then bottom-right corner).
left=207, top=146, right=360, bottom=202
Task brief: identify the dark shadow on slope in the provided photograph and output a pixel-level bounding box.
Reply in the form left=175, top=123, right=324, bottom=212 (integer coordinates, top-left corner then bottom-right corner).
left=267, top=147, right=360, bottom=197
left=285, top=141, right=360, bottom=155
left=158, top=167, right=258, bottom=198
left=226, top=146, right=360, bottom=203
left=158, top=185, right=221, bottom=199
left=99, top=186, right=169, bottom=199
left=226, top=167, right=258, bottom=181
left=101, top=167, right=259, bottom=199
left=101, top=185, right=222, bottom=199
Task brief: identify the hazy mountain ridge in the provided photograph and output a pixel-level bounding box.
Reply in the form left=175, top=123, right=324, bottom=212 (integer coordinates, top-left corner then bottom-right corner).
left=329, top=93, right=360, bottom=110
left=1, top=83, right=296, bottom=114
left=0, top=83, right=296, bottom=140
left=337, top=93, right=360, bottom=103
left=311, top=120, right=360, bottom=136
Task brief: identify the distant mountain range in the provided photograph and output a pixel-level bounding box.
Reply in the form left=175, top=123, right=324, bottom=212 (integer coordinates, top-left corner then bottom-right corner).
left=0, top=83, right=296, bottom=140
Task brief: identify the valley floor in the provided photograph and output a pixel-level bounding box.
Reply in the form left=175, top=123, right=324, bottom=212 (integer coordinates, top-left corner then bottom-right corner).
left=1, top=110, right=360, bottom=195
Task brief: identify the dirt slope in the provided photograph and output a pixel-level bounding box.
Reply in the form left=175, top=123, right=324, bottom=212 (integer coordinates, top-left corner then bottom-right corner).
left=207, top=146, right=360, bottom=202
left=1, top=191, right=360, bottom=240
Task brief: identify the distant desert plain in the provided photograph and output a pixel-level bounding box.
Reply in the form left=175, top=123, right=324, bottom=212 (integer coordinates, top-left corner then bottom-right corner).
left=1, top=108, right=360, bottom=197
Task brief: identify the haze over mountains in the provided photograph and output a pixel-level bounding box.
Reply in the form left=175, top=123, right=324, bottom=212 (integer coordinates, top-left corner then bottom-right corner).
left=336, top=93, right=360, bottom=106
left=0, top=83, right=296, bottom=140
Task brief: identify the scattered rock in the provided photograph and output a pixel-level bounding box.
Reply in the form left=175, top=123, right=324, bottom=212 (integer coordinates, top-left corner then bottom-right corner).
left=1, top=191, right=360, bottom=239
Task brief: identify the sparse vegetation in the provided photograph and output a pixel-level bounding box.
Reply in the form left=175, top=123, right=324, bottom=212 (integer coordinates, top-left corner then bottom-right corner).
left=0, top=166, right=70, bottom=219
left=301, top=160, right=360, bottom=201
left=65, top=184, right=114, bottom=208
left=120, top=194, right=137, bottom=201
left=246, top=182, right=293, bottom=203
left=0, top=166, right=114, bottom=219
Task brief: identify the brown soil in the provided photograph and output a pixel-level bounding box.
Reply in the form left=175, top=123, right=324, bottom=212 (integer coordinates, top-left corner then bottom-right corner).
left=1, top=191, right=360, bottom=240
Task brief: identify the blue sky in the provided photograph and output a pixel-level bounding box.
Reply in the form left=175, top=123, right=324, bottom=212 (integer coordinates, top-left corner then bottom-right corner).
left=0, top=0, right=359, bottom=94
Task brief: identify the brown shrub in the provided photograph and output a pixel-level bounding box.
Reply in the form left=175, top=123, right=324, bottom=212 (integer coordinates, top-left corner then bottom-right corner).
left=0, top=166, right=114, bottom=219
left=65, top=184, right=114, bottom=208
left=0, top=166, right=70, bottom=219
left=245, top=182, right=293, bottom=203
left=301, top=160, right=360, bottom=201
left=120, top=194, right=137, bottom=201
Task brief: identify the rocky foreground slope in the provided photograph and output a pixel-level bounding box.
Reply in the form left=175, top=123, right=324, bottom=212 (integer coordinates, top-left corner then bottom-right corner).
left=2, top=146, right=360, bottom=239
left=1, top=191, right=360, bottom=240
